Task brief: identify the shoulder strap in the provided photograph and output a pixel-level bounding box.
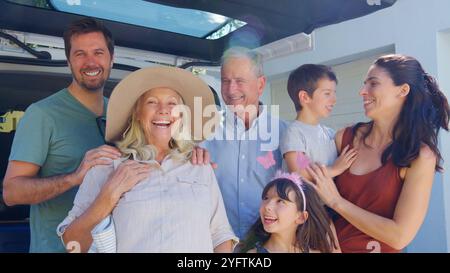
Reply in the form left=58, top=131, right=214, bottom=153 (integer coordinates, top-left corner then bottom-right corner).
left=341, top=126, right=355, bottom=150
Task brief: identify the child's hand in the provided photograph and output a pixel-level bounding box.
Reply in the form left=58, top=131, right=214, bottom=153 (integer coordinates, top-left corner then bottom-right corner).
left=331, top=145, right=357, bottom=176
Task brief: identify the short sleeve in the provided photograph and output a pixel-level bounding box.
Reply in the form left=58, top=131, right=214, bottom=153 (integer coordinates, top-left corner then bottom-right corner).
left=9, top=104, right=54, bottom=166
left=280, top=124, right=307, bottom=155
left=206, top=165, right=239, bottom=249
left=325, top=126, right=336, bottom=139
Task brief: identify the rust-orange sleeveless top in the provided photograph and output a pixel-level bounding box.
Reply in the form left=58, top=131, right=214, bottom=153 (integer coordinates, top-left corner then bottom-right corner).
left=334, top=127, right=404, bottom=253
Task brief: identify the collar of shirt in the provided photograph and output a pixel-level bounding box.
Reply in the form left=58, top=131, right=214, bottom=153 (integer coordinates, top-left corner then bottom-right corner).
left=112, top=154, right=186, bottom=173
left=222, top=104, right=268, bottom=139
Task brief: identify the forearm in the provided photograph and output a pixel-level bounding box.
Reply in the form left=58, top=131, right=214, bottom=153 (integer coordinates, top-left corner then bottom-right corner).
left=333, top=198, right=405, bottom=249
left=284, top=152, right=313, bottom=180
left=3, top=173, right=77, bottom=205
left=214, top=240, right=233, bottom=253
left=327, top=165, right=341, bottom=178
left=62, top=191, right=116, bottom=253
left=299, top=165, right=342, bottom=181
left=300, top=166, right=338, bottom=180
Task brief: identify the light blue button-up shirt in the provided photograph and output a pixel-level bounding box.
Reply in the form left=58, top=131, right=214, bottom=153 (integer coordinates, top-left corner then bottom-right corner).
left=201, top=106, right=288, bottom=239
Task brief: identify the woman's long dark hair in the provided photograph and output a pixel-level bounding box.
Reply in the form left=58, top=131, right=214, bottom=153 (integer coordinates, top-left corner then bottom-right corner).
left=241, top=178, right=337, bottom=253
left=353, top=54, right=450, bottom=171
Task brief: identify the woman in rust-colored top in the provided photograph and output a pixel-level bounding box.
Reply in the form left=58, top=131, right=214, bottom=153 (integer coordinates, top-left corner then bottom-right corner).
left=305, top=54, right=450, bottom=252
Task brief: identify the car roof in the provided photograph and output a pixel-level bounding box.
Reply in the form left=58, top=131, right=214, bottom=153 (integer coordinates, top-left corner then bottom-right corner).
left=0, top=0, right=397, bottom=62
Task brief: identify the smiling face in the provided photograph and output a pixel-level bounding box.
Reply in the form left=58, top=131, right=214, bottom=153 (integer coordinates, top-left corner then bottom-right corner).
left=360, top=65, right=408, bottom=120
left=259, top=185, right=306, bottom=236
left=301, top=78, right=337, bottom=119
left=68, top=31, right=113, bottom=93
left=136, top=88, right=183, bottom=145
left=221, top=57, right=265, bottom=110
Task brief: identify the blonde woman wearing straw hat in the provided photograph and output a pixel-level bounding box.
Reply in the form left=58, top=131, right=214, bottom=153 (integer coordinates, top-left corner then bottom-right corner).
left=56, top=66, right=238, bottom=252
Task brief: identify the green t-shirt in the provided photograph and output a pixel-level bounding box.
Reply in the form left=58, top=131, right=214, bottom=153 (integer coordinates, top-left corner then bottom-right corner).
left=9, top=88, right=107, bottom=253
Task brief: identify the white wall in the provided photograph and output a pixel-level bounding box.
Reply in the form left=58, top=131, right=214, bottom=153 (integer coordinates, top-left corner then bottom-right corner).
left=264, top=0, right=450, bottom=252
left=437, top=29, right=450, bottom=253
left=269, top=55, right=385, bottom=130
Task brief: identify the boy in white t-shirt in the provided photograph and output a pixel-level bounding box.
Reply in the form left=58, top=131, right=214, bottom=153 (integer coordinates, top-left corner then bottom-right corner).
left=281, top=64, right=357, bottom=181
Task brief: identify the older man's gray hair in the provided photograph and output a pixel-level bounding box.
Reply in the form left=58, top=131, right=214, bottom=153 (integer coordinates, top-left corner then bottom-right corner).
left=221, top=47, right=264, bottom=77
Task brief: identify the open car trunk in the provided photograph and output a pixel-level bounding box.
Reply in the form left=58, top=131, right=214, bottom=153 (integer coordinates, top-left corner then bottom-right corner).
left=0, top=64, right=120, bottom=252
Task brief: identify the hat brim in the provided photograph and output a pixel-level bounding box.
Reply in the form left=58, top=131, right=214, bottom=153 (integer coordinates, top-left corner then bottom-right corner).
left=105, top=66, right=219, bottom=143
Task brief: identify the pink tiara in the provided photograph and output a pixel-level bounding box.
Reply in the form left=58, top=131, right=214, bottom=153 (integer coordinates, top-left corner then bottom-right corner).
left=272, top=170, right=307, bottom=211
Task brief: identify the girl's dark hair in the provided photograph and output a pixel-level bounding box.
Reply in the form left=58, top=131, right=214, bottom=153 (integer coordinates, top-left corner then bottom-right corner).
left=353, top=54, right=450, bottom=171
left=242, top=178, right=337, bottom=253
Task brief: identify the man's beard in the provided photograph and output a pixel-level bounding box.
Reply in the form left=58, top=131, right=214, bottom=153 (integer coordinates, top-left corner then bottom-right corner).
left=72, top=70, right=110, bottom=92
left=78, top=77, right=107, bottom=92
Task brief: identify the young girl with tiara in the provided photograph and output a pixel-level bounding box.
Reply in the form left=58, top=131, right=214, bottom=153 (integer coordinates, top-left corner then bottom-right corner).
left=243, top=171, right=340, bottom=253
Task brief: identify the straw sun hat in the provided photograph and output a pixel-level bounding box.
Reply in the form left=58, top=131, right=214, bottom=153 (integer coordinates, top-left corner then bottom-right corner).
left=105, top=66, right=220, bottom=143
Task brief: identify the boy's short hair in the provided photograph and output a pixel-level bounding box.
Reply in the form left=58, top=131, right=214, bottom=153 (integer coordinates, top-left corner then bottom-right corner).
left=63, top=17, right=114, bottom=60
left=287, top=64, right=337, bottom=112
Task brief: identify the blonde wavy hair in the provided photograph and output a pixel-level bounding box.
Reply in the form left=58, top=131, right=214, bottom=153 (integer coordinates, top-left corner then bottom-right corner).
left=115, top=90, right=194, bottom=162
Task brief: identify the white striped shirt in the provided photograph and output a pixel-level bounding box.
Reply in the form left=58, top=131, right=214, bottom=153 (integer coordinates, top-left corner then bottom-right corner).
left=57, top=157, right=238, bottom=252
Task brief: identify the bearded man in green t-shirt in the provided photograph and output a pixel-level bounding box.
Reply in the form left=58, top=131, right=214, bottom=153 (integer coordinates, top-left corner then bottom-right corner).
left=3, top=18, right=121, bottom=252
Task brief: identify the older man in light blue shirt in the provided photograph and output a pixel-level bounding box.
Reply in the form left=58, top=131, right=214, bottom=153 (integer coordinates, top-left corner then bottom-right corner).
left=201, top=48, right=288, bottom=239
